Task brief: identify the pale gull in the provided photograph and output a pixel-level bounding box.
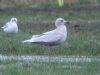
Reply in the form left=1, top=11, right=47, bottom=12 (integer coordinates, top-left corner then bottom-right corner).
left=1, top=18, right=18, bottom=35
left=22, top=18, right=67, bottom=46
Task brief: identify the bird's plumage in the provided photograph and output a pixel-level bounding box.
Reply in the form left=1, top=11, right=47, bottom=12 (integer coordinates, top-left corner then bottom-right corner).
left=22, top=18, right=67, bottom=46
left=1, top=18, right=18, bottom=34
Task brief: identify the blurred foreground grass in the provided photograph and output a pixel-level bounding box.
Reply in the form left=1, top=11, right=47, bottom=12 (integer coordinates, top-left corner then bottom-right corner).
left=0, top=59, right=100, bottom=75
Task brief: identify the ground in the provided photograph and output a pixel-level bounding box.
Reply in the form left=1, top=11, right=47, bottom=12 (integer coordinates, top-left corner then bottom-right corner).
left=0, top=5, right=100, bottom=55
left=0, top=4, right=100, bottom=75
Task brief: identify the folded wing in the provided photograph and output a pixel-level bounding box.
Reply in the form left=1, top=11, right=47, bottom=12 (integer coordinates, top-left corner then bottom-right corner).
left=22, top=31, right=63, bottom=46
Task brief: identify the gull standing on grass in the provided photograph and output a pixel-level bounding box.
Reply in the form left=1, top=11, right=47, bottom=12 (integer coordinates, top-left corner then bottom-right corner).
left=22, top=18, right=68, bottom=46
left=1, top=18, right=18, bottom=35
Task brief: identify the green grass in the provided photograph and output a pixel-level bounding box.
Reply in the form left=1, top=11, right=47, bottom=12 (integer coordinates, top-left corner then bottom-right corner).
left=0, top=8, right=100, bottom=56
left=0, top=60, right=100, bottom=75
left=0, top=2, right=100, bottom=75
left=1, top=9, right=100, bottom=23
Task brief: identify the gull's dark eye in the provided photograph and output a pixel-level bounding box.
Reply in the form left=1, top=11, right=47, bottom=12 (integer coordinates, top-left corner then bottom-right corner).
left=60, top=20, right=63, bottom=22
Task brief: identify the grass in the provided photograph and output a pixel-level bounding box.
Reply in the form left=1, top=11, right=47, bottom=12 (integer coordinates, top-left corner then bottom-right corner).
left=0, top=9, right=100, bottom=56
left=0, top=2, right=100, bottom=75
left=0, top=59, right=100, bottom=75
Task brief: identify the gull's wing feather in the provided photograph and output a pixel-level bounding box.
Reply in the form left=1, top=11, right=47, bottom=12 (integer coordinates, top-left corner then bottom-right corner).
left=22, top=31, right=63, bottom=46
left=32, top=33, right=62, bottom=43
left=31, top=29, right=56, bottom=38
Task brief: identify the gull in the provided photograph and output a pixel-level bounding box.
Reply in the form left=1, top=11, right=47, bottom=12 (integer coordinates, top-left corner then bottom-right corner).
left=1, top=18, right=18, bottom=35
left=22, top=18, right=68, bottom=46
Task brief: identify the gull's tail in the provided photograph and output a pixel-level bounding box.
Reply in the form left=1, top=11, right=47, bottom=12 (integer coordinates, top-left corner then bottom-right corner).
left=1, top=26, right=4, bottom=29
left=22, top=35, right=40, bottom=44
left=1, top=25, right=6, bottom=29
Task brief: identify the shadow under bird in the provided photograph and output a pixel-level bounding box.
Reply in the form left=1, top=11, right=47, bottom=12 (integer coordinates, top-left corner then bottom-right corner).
left=1, top=18, right=18, bottom=35
left=22, top=18, right=68, bottom=46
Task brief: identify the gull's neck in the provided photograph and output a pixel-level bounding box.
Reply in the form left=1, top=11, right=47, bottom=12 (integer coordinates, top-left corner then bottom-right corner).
left=56, top=25, right=67, bottom=33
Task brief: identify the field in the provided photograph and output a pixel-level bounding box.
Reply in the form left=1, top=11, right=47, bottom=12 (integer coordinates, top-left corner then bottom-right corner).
left=0, top=1, right=100, bottom=75
left=0, top=6, right=100, bottom=56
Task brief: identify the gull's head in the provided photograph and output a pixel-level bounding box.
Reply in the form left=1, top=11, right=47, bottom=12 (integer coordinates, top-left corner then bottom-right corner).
left=55, top=18, right=66, bottom=27
left=10, top=18, right=17, bottom=23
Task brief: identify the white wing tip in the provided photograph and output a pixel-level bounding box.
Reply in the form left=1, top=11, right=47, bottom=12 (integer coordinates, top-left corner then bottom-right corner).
left=21, top=41, right=25, bottom=43
left=21, top=40, right=32, bottom=44
left=22, top=40, right=29, bottom=43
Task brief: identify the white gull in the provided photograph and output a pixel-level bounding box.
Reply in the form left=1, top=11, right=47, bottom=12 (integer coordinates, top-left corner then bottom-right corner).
left=1, top=18, right=18, bottom=34
left=22, top=18, right=67, bottom=46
